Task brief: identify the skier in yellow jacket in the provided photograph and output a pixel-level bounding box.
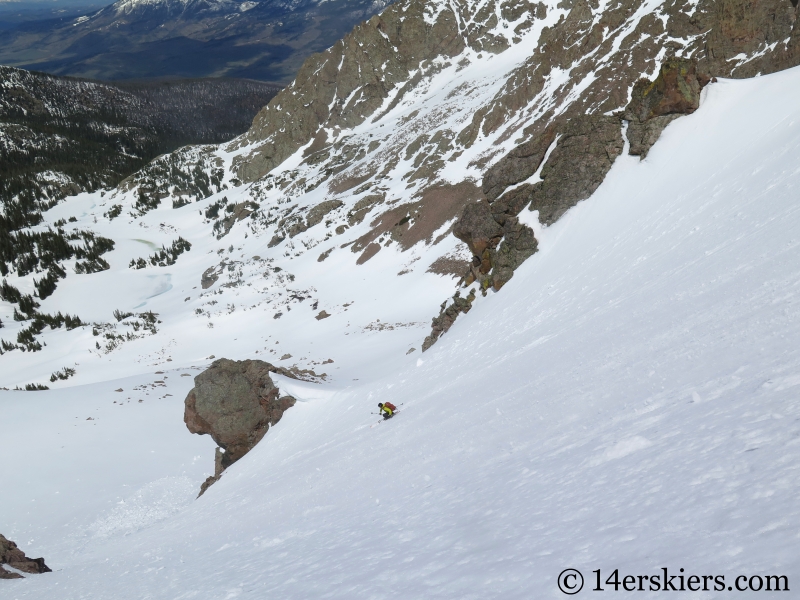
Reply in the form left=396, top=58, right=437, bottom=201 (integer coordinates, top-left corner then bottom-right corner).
left=378, top=402, right=396, bottom=419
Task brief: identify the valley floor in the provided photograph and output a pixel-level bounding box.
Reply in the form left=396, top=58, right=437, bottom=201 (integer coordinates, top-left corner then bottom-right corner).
left=2, top=66, right=800, bottom=598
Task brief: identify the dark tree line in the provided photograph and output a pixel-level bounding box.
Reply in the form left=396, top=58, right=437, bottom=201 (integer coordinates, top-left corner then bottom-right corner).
left=0, top=67, right=279, bottom=352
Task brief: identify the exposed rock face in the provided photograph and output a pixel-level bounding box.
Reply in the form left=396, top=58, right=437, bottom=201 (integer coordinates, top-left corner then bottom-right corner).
left=231, top=0, right=466, bottom=182
left=482, top=127, right=558, bottom=202
left=349, top=181, right=483, bottom=263
left=450, top=198, right=537, bottom=297
left=110, top=0, right=800, bottom=357
left=229, top=0, right=543, bottom=183
left=421, top=289, right=476, bottom=351
left=453, top=114, right=622, bottom=294
left=528, top=115, right=625, bottom=225
left=453, top=201, right=503, bottom=269
left=490, top=217, right=538, bottom=290
left=0, top=535, right=51, bottom=579
left=287, top=200, right=344, bottom=238
left=184, top=359, right=297, bottom=495
left=431, top=60, right=692, bottom=346
left=625, top=58, right=707, bottom=158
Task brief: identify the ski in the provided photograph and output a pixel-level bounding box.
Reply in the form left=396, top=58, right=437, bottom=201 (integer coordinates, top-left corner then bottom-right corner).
left=370, top=410, right=399, bottom=428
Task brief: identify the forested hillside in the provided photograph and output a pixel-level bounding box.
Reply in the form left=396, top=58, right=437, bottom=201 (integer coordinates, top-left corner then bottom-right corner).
left=0, top=67, right=279, bottom=344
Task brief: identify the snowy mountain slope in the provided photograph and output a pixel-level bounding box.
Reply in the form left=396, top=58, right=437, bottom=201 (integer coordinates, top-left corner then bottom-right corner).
left=4, top=0, right=799, bottom=391
left=3, top=64, right=800, bottom=598
left=109, top=0, right=241, bottom=15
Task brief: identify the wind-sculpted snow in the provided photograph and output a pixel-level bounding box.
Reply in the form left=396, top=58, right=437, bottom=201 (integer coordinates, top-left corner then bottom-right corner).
left=3, top=65, right=800, bottom=598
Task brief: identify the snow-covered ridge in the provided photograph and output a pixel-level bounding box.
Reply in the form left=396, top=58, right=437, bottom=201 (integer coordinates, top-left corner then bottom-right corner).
left=111, top=0, right=239, bottom=14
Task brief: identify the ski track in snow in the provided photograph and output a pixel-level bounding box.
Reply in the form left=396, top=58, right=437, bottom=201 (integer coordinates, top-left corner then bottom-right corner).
left=3, top=44, right=800, bottom=600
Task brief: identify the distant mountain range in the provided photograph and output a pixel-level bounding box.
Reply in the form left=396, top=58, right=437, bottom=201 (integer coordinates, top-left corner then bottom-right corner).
left=0, top=0, right=391, bottom=82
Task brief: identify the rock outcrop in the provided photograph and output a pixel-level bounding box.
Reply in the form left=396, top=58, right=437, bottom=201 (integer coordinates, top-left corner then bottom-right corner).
left=453, top=201, right=504, bottom=275
left=454, top=113, right=622, bottom=294
left=230, top=0, right=471, bottom=183
left=426, top=58, right=704, bottom=348
left=421, top=289, right=476, bottom=351
left=231, top=0, right=800, bottom=187
left=528, top=115, right=625, bottom=225
left=0, top=535, right=51, bottom=579
left=624, top=57, right=708, bottom=158
left=184, top=359, right=297, bottom=495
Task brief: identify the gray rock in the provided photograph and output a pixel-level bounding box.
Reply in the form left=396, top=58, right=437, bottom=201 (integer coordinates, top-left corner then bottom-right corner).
left=490, top=217, right=538, bottom=290
left=232, top=0, right=469, bottom=183
left=288, top=199, right=344, bottom=238
left=421, top=289, right=476, bottom=351
left=184, top=359, right=296, bottom=495
left=624, top=58, right=707, bottom=158
left=528, top=115, right=624, bottom=225
left=201, top=265, right=220, bottom=289
left=482, top=126, right=557, bottom=201
left=453, top=200, right=503, bottom=261
left=626, top=114, right=683, bottom=159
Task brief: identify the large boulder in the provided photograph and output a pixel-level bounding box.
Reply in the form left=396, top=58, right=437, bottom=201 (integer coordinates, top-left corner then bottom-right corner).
left=184, top=359, right=296, bottom=495
left=0, top=535, right=51, bottom=579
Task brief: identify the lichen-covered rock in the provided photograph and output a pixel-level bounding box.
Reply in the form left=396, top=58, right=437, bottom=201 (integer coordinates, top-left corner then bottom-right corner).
left=421, top=289, right=476, bottom=352
left=528, top=115, right=625, bottom=225
left=453, top=200, right=503, bottom=259
left=0, top=534, right=51, bottom=579
left=698, top=0, right=800, bottom=79
left=482, top=126, right=557, bottom=202
left=624, top=57, right=707, bottom=157
left=627, top=58, right=706, bottom=122
left=490, top=217, right=538, bottom=290
left=184, top=358, right=296, bottom=495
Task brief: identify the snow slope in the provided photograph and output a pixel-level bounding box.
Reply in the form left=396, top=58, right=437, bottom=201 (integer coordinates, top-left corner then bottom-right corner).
left=3, top=63, right=800, bottom=597
left=0, top=39, right=521, bottom=388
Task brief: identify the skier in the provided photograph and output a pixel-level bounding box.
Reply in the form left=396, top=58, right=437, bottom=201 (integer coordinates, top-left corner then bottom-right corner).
left=378, top=402, right=396, bottom=419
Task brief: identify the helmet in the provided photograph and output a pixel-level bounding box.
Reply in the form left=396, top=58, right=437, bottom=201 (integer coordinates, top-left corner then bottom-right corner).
left=378, top=403, right=383, bottom=407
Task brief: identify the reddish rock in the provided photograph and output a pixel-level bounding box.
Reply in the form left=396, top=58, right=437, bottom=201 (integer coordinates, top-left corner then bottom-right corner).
left=453, top=200, right=503, bottom=259
left=0, top=535, right=51, bottom=579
